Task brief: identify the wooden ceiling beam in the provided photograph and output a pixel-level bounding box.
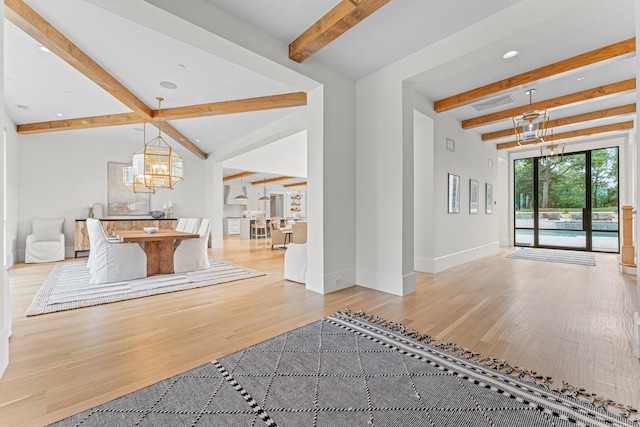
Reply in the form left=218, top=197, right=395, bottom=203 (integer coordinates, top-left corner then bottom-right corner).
left=481, top=103, right=636, bottom=141
left=434, top=38, right=636, bottom=113
left=496, top=121, right=634, bottom=150
left=289, top=0, right=390, bottom=63
left=16, top=91, right=306, bottom=140
left=223, top=171, right=256, bottom=181
left=284, top=181, right=307, bottom=188
left=15, top=113, right=143, bottom=134
left=5, top=0, right=210, bottom=159
left=251, top=176, right=293, bottom=185
left=4, top=0, right=152, bottom=118
left=462, top=79, right=635, bottom=129
left=155, top=92, right=307, bottom=120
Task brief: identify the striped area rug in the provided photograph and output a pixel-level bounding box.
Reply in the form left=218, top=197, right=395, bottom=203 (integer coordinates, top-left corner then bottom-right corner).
left=506, top=247, right=596, bottom=266
left=25, top=258, right=265, bottom=316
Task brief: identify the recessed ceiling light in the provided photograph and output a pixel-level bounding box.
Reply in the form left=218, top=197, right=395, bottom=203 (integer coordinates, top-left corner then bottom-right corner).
left=37, top=45, right=51, bottom=53
left=160, top=81, right=178, bottom=89
left=177, top=64, right=186, bottom=69
left=196, top=139, right=200, bottom=142
left=502, top=50, right=519, bottom=59
left=56, top=113, right=64, bottom=117
left=576, top=76, right=585, bottom=81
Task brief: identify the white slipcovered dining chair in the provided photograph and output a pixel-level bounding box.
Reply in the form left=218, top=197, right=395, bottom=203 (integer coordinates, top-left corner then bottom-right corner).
left=176, top=217, right=200, bottom=233
left=25, top=217, right=65, bottom=263
left=86, top=218, right=147, bottom=284
left=174, top=218, right=211, bottom=273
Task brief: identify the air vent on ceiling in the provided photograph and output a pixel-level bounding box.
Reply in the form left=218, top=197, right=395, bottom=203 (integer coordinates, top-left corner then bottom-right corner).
left=470, top=94, right=516, bottom=112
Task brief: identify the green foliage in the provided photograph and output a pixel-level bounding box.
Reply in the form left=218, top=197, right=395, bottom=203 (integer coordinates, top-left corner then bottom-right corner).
left=514, top=147, right=618, bottom=212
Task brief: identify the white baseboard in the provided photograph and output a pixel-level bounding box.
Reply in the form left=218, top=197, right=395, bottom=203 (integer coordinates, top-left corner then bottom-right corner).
left=415, top=241, right=500, bottom=273
left=356, top=269, right=416, bottom=296
left=323, top=268, right=356, bottom=293
left=621, top=265, right=637, bottom=275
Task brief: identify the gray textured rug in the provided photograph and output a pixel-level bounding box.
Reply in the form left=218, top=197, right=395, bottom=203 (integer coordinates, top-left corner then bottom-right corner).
left=49, top=310, right=638, bottom=426
left=26, top=258, right=264, bottom=316
left=506, top=247, right=596, bottom=266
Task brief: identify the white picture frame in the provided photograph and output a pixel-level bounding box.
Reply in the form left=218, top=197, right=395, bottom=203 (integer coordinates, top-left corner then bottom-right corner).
left=448, top=173, right=460, bottom=213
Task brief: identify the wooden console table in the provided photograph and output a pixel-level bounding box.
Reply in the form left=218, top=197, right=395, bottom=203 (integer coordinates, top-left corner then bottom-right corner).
left=74, top=218, right=177, bottom=257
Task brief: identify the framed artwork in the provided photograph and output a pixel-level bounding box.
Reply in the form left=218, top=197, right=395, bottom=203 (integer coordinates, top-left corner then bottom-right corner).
left=107, top=162, right=150, bottom=216
left=447, top=173, right=460, bottom=213
left=486, top=183, right=494, bottom=214
left=469, top=179, right=479, bottom=214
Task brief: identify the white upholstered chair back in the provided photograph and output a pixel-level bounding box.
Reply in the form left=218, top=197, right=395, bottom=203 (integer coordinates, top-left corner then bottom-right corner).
left=86, top=218, right=147, bottom=284
left=174, top=218, right=211, bottom=273
left=176, top=217, right=200, bottom=233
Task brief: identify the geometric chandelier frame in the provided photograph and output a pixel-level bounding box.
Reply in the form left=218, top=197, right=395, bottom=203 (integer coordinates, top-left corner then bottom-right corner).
left=512, top=89, right=549, bottom=146
left=130, top=97, right=184, bottom=193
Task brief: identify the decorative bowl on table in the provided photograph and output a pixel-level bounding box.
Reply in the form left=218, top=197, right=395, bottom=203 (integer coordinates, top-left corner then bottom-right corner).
left=143, top=226, right=159, bottom=234
left=149, top=210, right=165, bottom=219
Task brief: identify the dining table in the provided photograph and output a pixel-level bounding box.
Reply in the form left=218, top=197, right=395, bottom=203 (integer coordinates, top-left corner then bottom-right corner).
left=116, top=229, right=199, bottom=276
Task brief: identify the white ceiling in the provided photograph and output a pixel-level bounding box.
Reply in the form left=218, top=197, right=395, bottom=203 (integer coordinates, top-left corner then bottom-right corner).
left=4, top=0, right=637, bottom=165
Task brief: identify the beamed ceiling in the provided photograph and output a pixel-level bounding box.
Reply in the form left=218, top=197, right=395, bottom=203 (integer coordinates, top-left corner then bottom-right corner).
left=4, top=0, right=637, bottom=168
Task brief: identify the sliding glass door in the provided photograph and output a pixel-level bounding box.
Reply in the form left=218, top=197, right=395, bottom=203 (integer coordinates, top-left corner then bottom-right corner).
left=514, top=147, right=619, bottom=253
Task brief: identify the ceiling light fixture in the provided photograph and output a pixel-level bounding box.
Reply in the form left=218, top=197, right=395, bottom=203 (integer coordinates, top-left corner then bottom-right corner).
left=130, top=97, right=184, bottom=192
left=512, top=89, right=549, bottom=146
left=36, top=45, right=50, bottom=53
left=123, top=123, right=156, bottom=194
left=159, top=81, right=178, bottom=89
left=540, top=131, right=564, bottom=166
left=235, top=176, right=248, bottom=200
left=502, top=50, right=519, bottom=59
left=259, top=183, right=270, bottom=201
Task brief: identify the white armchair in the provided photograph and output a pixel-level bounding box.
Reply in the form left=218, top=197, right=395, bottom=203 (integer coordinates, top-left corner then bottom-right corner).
left=25, top=217, right=65, bottom=263
left=174, top=218, right=211, bottom=273
left=86, top=218, right=147, bottom=284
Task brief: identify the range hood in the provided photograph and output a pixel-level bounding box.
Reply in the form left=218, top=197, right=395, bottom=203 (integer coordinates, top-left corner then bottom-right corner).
left=224, top=184, right=248, bottom=205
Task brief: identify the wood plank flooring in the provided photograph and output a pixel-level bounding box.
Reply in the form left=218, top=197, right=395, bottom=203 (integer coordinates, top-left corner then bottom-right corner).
left=1, top=237, right=638, bottom=426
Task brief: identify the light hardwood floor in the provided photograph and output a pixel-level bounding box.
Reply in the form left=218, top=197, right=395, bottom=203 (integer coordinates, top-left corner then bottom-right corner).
left=1, top=237, right=639, bottom=426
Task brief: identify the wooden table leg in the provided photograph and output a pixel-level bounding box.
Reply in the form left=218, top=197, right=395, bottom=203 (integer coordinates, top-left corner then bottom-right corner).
left=142, top=240, right=175, bottom=275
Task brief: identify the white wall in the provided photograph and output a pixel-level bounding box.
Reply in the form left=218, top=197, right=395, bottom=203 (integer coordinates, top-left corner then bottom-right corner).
left=134, top=0, right=357, bottom=294
left=16, top=132, right=207, bottom=260
left=0, top=4, right=10, bottom=378
left=430, top=114, right=499, bottom=271
left=223, top=131, right=307, bottom=178
left=413, top=110, right=435, bottom=271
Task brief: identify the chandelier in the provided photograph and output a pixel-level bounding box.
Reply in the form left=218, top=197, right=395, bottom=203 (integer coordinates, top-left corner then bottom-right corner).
left=513, top=89, right=549, bottom=145
left=540, top=131, right=564, bottom=166
left=123, top=123, right=156, bottom=194
left=130, top=97, right=184, bottom=192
